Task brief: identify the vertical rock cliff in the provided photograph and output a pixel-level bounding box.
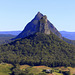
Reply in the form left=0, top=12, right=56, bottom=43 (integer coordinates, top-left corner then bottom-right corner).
left=38, top=15, right=50, bottom=34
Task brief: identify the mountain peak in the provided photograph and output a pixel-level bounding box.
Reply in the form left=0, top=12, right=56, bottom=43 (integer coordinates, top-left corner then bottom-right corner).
left=14, top=12, right=62, bottom=40
left=34, top=12, right=43, bottom=20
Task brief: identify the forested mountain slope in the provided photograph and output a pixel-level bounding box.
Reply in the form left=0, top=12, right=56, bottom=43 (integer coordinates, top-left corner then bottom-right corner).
left=0, top=32, right=75, bottom=67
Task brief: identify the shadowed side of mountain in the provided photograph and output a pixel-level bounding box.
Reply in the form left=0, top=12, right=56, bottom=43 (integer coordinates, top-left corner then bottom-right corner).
left=14, top=12, right=43, bottom=39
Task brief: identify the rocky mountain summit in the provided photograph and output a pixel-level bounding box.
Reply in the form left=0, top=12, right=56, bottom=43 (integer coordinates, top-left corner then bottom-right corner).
left=14, top=12, right=62, bottom=40
left=37, top=15, right=50, bottom=34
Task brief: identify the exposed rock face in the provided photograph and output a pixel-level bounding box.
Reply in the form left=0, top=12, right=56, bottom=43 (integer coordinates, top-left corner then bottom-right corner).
left=13, top=12, right=62, bottom=40
left=38, top=15, right=50, bottom=34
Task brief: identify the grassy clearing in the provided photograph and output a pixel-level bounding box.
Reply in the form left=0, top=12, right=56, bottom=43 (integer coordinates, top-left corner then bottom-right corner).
left=53, top=72, right=63, bottom=75
left=27, top=67, right=42, bottom=74
left=0, top=64, right=75, bottom=75
left=0, top=72, right=10, bottom=75
left=20, top=65, right=51, bottom=74
left=20, top=65, right=75, bottom=75
left=0, top=63, right=13, bottom=75
left=32, top=66, right=51, bottom=69
left=20, top=64, right=30, bottom=70
left=32, top=66, right=51, bottom=72
left=68, top=67, right=75, bottom=74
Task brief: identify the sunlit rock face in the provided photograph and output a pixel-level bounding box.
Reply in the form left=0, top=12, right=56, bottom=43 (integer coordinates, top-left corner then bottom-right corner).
left=38, top=15, right=50, bottom=34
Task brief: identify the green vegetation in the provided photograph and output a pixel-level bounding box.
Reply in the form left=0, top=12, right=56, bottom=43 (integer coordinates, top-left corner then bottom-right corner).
left=0, top=63, right=75, bottom=75
left=0, top=63, right=13, bottom=75
left=0, top=32, right=75, bottom=67
left=11, top=65, right=75, bottom=75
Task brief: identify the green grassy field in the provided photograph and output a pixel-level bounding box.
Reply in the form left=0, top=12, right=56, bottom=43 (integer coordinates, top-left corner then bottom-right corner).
left=20, top=65, right=75, bottom=75
left=0, top=63, right=75, bottom=75
left=67, top=67, right=75, bottom=75
left=0, top=63, right=13, bottom=75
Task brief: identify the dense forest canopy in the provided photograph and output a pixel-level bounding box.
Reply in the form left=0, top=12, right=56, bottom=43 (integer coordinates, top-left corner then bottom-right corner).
left=0, top=32, right=75, bottom=67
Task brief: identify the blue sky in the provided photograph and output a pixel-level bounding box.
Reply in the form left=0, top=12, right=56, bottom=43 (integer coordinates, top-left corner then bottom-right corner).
left=0, top=0, right=75, bottom=32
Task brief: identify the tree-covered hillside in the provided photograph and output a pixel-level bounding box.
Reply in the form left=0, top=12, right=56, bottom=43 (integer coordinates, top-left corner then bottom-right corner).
left=0, top=32, right=75, bottom=67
